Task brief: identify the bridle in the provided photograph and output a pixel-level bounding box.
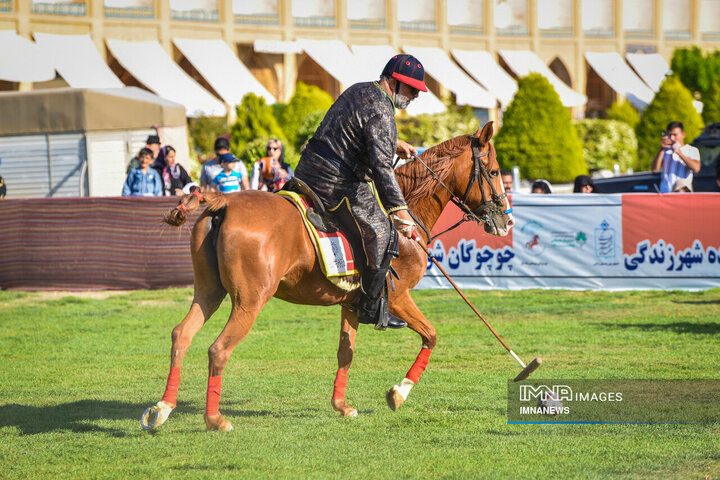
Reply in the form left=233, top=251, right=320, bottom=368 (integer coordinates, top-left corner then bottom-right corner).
left=408, top=136, right=512, bottom=242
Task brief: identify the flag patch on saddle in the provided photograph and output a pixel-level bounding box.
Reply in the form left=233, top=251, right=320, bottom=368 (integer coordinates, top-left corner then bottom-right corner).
left=277, top=191, right=358, bottom=277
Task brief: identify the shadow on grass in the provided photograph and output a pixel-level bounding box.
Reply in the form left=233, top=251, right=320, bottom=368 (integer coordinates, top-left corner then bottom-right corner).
left=601, top=322, right=720, bottom=335
left=0, top=399, right=203, bottom=436
left=672, top=299, right=720, bottom=305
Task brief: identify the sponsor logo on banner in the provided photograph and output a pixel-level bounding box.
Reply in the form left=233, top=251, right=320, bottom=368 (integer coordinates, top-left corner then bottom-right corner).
left=520, top=220, right=547, bottom=256
left=594, top=220, right=618, bottom=266
left=550, top=230, right=587, bottom=248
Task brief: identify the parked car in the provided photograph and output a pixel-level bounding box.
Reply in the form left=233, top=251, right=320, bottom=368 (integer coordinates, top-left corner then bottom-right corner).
left=593, top=123, right=720, bottom=193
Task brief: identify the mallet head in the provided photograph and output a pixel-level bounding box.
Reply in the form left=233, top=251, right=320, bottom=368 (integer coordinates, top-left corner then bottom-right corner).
left=513, top=357, right=542, bottom=382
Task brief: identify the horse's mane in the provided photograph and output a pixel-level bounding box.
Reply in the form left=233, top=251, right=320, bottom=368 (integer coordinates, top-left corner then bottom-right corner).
left=396, top=134, right=473, bottom=207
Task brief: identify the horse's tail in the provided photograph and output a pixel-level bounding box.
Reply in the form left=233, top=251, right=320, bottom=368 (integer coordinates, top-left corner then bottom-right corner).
left=164, top=189, right=229, bottom=226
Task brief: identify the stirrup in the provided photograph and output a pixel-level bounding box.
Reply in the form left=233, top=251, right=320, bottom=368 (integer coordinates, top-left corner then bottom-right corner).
left=374, top=310, right=406, bottom=330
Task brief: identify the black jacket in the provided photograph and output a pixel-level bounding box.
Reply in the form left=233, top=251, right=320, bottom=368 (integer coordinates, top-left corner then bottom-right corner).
left=294, top=82, right=407, bottom=213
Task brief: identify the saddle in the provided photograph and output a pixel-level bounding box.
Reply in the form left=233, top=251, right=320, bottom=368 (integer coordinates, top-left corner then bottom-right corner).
left=281, top=178, right=341, bottom=233
left=279, top=179, right=361, bottom=284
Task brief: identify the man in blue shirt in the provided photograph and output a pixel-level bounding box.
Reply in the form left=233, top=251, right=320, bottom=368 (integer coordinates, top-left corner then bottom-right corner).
left=651, top=121, right=701, bottom=193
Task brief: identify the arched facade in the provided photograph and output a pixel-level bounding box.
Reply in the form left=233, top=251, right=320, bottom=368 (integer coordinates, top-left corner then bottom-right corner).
left=549, top=56, right=573, bottom=87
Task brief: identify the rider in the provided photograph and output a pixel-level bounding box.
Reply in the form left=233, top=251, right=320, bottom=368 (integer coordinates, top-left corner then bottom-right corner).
left=293, top=54, right=426, bottom=330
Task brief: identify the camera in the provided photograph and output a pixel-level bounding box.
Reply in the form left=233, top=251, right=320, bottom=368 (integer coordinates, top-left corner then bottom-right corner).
left=661, top=130, right=670, bottom=138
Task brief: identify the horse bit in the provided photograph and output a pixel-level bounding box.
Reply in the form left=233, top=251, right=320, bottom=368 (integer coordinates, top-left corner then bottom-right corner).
left=407, top=136, right=512, bottom=242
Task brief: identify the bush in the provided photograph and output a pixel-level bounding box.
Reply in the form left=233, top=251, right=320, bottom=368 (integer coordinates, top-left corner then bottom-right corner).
left=671, top=47, right=720, bottom=97
left=493, top=73, right=586, bottom=182
left=296, top=110, right=326, bottom=149
left=702, top=77, right=720, bottom=124
left=605, top=101, right=640, bottom=129
left=278, top=82, right=333, bottom=149
left=187, top=116, right=229, bottom=158
left=396, top=99, right=476, bottom=147
left=230, top=93, right=286, bottom=155
left=635, top=76, right=704, bottom=170
left=574, top=119, right=638, bottom=173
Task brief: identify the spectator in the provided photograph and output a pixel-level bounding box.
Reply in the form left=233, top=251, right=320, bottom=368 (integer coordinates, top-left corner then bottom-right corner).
left=0, top=175, right=5, bottom=199
left=127, top=134, right=162, bottom=173
left=157, top=146, right=193, bottom=196
left=531, top=179, right=553, bottom=194
left=672, top=176, right=693, bottom=192
left=200, top=136, right=249, bottom=191
left=651, top=121, right=700, bottom=193
left=250, top=139, right=293, bottom=192
left=573, top=175, right=595, bottom=193
left=212, top=153, right=245, bottom=193
left=501, top=169, right=513, bottom=193
left=122, top=147, right=162, bottom=197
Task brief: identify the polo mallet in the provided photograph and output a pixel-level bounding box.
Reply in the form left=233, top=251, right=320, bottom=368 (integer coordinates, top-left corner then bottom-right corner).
left=408, top=230, right=542, bottom=382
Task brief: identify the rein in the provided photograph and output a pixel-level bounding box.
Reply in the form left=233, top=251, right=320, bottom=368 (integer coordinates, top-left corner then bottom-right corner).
left=409, top=137, right=511, bottom=242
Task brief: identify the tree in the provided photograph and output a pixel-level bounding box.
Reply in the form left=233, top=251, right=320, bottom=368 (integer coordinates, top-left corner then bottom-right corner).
left=574, top=119, right=638, bottom=173
left=493, top=73, right=586, bottom=182
left=635, top=76, right=704, bottom=170
left=296, top=109, right=326, bottom=149
left=702, top=76, right=720, bottom=125
left=396, top=99, right=476, bottom=147
left=230, top=93, right=286, bottom=156
left=671, top=47, right=720, bottom=98
left=187, top=116, right=229, bottom=158
left=605, top=101, right=640, bottom=129
left=278, top=82, right=333, bottom=148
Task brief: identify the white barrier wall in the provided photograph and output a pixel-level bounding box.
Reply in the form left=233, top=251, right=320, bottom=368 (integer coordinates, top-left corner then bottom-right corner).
left=416, top=193, right=720, bottom=291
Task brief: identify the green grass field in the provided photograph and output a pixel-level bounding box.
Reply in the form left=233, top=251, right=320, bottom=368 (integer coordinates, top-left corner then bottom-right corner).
left=1, top=288, right=719, bottom=479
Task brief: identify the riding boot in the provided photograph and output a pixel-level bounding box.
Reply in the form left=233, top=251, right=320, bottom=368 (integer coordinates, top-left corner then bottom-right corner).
left=356, top=268, right=406, bottom=330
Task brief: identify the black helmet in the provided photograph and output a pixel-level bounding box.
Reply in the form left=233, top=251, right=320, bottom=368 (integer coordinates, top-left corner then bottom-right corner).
left=381, top=54, right=428, bottom=92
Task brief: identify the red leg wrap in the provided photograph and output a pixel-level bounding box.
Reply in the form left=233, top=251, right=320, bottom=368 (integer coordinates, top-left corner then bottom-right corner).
left=205, top=376, right=222, bottom=416
left=161, top=366, right=181, bottom=407
left=406, top=348, right=432, bottom=384
left=333, top=370, right=348, bottom=400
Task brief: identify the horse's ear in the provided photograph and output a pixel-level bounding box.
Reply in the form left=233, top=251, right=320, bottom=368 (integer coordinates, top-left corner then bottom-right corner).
left=474, top=121, right=494, bottom=144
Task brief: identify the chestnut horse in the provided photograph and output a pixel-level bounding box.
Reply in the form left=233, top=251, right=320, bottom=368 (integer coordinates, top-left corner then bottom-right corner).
left=141, top=122, right=514, bottom=431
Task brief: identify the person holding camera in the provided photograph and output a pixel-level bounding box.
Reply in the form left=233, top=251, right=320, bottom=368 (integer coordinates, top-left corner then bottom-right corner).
left=651, top=121, right=700, bottom=193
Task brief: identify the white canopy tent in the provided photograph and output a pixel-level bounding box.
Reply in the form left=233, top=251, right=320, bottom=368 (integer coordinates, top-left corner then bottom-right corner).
left=403, top=45, right=496, bottom=109
left=253, top=40, right=303, bottom=54
left=498, top=50, right=586, bottom=107
left=451, top=49, right=518, bottom=108
left=297, top=39, right=359, bottom=89
left=0, top=31, right=55, bottom=82
left=33, top=33, right=124, bottom=89
left=350, top=44, right=446, bottom=115
left=585, top=52, right=655, bottom=110
left=173, top=38, right=276, bottom=110
left=625, top=53, right=670, bottom=92
left=106, top=39, right=226, bottom=117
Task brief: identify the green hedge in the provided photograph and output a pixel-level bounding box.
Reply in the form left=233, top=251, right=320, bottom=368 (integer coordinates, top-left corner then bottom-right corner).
left=605, top=101, right=640, bottom=129
left=702, top=77, right=720, bottom=125
left=635, top=76, right=704, bottom=171
left=494, top=73, right=586, bottom=182
left=574, top=119, right=638, bottom=173
left=277, top=82, right=333, bottom=149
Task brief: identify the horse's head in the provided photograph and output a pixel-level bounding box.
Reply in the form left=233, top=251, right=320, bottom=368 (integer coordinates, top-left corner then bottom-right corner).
left=453, top=122, right=514, bottom=237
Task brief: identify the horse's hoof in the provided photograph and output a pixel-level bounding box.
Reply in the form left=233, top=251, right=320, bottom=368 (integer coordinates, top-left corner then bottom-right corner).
left=204, top=414, right=234, bottom=431
left=140, top=401, right=174, bottom=430
left=331, top=399, right=358, bottom=418
left=386, top=386, right=405, bottom=411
